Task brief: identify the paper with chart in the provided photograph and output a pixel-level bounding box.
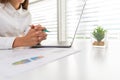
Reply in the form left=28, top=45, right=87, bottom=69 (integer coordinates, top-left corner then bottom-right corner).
left=0, top=48, right=80, bottom=77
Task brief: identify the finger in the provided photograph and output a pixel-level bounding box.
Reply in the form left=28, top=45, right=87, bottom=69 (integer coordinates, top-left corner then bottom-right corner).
left=30, top=25, right=35, bottom=29
left=31, top=37, right=40, bottom=44
left=34, top=31, right=47, bottom=37
left=29, top=27, right=37, bottom=33
left=37, top=37, right=43, bottom=42
left=33, top=26, right=39, bottom=31
left=37, top=32, right=47, bottom=37
left=30, top=25, right=40, bottom=31
left=30, top=31, right=41, bottom=37
left=36, top=25, right=46, bottom=31
left=38, top=34, right=47, bottom=40
left=42, top=33, right=47, bottom=39
left=42, top=37, right=47, bottom=40
left=27, top=30, right=37, bottom=38
left=31, top=31, right=47, bottom=40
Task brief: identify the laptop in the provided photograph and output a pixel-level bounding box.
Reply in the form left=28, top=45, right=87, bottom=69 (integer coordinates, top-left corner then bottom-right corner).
left=31, top=0, right=86, bottom=48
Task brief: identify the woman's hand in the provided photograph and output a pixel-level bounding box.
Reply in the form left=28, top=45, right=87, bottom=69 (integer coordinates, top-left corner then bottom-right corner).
left=12, top=25, right=47, bottom=48
left=23, top=25, right=47, bottom=46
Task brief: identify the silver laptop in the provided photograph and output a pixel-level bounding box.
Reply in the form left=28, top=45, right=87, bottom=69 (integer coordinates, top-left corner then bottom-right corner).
left=31, top=0, right=86, bottom=48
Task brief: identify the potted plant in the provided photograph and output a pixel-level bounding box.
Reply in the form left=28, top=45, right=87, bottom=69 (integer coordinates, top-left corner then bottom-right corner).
left=92, top=26, right=106, bottom=46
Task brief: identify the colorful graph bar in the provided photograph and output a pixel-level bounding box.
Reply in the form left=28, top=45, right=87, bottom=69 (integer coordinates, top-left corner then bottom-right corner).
left=12, top=56, right=44, bottom=65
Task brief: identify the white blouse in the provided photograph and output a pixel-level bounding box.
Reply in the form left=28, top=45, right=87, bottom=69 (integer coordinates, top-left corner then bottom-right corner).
left=0, top=3, right=31, bottom=49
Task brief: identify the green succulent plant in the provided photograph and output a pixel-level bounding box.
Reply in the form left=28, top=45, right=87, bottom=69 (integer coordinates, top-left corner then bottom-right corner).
left=92, top=26, right=106, bottom=42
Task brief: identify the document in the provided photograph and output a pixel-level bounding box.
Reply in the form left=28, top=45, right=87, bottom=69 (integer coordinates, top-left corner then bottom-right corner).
left=0, top=48, right=80, bottom=77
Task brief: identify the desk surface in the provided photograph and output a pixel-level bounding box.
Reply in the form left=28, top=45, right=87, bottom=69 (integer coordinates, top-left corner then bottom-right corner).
left=0, top=39, right=120, bottom=80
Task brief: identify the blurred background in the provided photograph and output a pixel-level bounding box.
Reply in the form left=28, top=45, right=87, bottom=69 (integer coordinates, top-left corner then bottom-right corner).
left=29, top=0, right=120, bottom=42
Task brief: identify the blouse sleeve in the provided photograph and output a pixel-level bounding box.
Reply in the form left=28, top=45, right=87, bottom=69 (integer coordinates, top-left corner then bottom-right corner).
left=0, top=37, right=16, bottom=49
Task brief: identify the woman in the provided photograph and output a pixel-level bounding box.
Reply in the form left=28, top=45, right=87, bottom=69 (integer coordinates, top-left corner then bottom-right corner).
left=0, top=0, right=47, bottom=49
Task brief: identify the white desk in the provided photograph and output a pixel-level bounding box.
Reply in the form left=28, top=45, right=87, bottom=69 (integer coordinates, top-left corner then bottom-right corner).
left=0, top=39, right=120, bottom=80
